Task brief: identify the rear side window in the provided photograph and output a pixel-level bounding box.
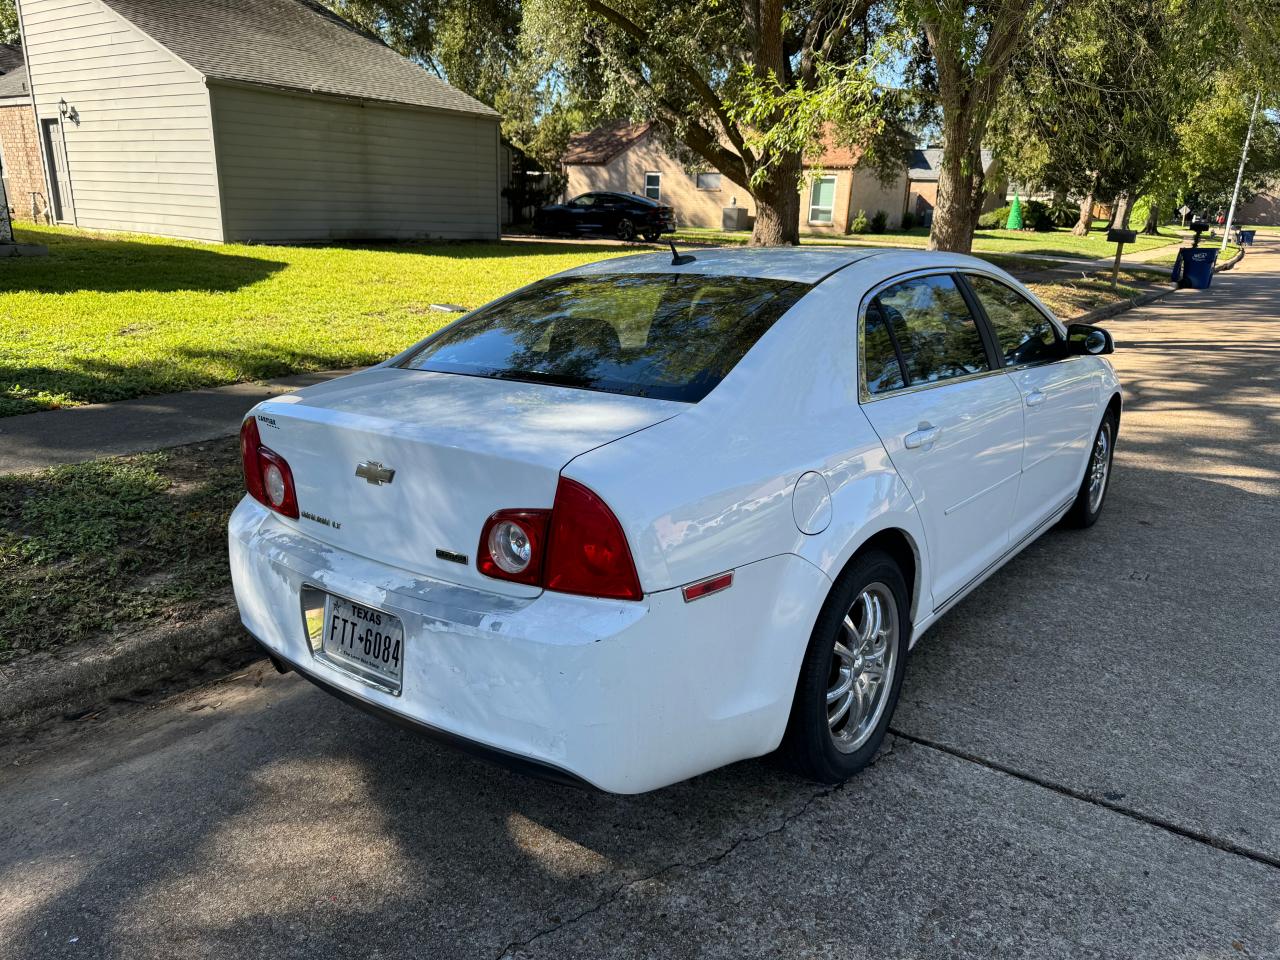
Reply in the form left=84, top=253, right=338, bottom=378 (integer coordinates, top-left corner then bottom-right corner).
left=866, top=275, right=989, bottom=389
left=966, top=275, right=1062, bottom=366
left=399, top=273, right=810, bottom=403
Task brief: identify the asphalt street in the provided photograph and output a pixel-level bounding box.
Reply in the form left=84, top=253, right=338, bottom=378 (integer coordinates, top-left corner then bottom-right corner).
left=1, top=238, right=1277, bottom=959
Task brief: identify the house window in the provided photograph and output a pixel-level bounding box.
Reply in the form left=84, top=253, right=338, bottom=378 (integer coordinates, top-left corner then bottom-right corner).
left=809, top=175, right=837, bottom=223
left=644, top=172, right=661, bottom=201
left=695, top=172, right=722, bottom=191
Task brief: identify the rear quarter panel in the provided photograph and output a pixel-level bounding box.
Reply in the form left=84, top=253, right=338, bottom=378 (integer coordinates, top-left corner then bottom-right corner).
left=561, top=266, right=930, bottom=618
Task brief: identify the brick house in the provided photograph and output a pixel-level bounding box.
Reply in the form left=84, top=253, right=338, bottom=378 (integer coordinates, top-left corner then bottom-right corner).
left=0, top=44, right=47, bottom=222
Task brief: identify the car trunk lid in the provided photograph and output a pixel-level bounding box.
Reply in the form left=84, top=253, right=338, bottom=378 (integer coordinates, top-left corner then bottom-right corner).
left=252, top=368, right=682, bottom=596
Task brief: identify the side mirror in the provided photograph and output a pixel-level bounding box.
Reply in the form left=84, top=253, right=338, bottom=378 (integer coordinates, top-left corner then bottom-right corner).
left=1067, top=323, right=1114, bottom=356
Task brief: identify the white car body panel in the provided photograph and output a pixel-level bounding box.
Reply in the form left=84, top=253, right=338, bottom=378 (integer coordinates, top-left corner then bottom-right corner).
left=230, top=246, right=1121, bottom=792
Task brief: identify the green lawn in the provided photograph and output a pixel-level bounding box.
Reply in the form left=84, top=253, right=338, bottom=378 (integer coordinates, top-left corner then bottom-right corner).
left=2, top=222, right=1176, bottom=419
left=672, top=224, right=1181, bottom=261
left=1, top=224, right=634, bottom=417
left=0, top=439, right=240, bottom=662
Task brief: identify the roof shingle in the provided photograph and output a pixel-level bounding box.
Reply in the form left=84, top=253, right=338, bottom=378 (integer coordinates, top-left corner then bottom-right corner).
left=0, top=43, right=28, bottom=100
left=99, top=0, right=498, bottom=117
left=564, top=121, right=652, bottom=165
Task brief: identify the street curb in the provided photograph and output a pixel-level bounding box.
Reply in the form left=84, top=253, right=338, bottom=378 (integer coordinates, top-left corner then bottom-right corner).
left=1216, top=246, right=1245, bottom=271
left=0, top=598, right=255, bottom=739
left=1075, top=284, right=1179, bottom=325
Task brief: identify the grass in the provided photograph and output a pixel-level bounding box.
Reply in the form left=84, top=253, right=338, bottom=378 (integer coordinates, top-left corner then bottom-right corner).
left=1, top=224, right=635, bottom=417
left=0, top=439, right=241, bottom=662
left=1146, top=241, right=1241, bottom=267
left=1024, top=269, right=1163, bottom=318
left=1, top=222, right=1178, bottom=420
left=672, top=224, right=1181, bottom=261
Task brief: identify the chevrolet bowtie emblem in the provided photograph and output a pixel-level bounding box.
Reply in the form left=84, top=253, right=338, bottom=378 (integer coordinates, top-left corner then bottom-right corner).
left=355, top=461, right=396, bottom=485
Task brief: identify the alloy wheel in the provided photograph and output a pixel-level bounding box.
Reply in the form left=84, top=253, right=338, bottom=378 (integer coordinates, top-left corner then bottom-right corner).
left=827, top=582, right=898, bottom=754
left=1088, top=422, right=1112, bottom=513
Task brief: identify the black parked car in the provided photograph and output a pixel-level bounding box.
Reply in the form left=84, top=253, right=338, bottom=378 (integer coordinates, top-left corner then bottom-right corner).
left=534, top=192, right=676, bottom=242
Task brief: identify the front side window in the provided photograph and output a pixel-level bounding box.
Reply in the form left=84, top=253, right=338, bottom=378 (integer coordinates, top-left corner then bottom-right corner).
left=868, top=275, right=989, bottom=388
left=400, top=274, right=810, bottom=403
left=644, top=172, right=661, bottom=200
left=809, top=175, right=837, bottom=223
left=966, top=275, right=1062, bottom=367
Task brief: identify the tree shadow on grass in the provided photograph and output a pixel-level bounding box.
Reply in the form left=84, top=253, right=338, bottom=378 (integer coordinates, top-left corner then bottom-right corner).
left=2, top=230, right=286, bottom=295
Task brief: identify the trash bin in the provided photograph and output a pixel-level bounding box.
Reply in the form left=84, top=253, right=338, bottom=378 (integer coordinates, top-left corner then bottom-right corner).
left=1170, top=247, right=1218, bottom=289
left=1239, top=229, right=1256, bottom=245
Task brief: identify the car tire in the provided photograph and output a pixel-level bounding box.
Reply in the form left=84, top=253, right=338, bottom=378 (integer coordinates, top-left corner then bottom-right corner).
left=643, top=230, right=661, bottom=243
left=780, top=549, right=910, bottom=784
left=616, top=219, right=636, bottom=241
left=1062, top=410, right=1118, bottom=529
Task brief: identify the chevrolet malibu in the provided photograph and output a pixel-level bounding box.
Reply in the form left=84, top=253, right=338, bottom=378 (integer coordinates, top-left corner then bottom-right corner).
left=230, top=247, right=1120, bottom=793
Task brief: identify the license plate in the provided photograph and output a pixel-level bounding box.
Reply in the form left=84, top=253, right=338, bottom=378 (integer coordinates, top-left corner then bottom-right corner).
left=316, top=595, right=404, bottom=693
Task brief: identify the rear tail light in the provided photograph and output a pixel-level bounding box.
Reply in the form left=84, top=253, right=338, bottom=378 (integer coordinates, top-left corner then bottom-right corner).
left=478, top=510, right=548, bottom=586
left=477, top=477, right=642, bottom=601
left=240, top=417, right=299, bottom=519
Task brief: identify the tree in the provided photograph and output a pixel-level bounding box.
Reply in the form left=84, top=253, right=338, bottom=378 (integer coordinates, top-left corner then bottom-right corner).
left=1, top=0, right=17, bottom=43
left=524, top=0, right=894, bottom=245
left=900, top=0, right=1052, bottom=252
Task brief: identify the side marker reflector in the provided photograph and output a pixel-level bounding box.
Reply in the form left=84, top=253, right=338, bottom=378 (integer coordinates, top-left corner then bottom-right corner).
left=682, top=571, right=734, bottom=603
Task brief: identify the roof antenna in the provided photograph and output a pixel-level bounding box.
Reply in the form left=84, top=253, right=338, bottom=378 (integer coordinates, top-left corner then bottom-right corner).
left=668, top=240, right=696, bottom=266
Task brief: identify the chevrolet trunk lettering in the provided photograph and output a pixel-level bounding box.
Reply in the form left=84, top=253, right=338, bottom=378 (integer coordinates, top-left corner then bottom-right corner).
left=355, top=461, right=396, bottom=486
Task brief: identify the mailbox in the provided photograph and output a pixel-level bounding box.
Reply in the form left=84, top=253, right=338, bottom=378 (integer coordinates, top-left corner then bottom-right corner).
left=1107, top=228, right=1137, bottom=244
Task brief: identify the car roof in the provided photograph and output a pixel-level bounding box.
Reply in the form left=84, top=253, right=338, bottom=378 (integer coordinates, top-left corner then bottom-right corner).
left=561, top=246, right=998, bottom=285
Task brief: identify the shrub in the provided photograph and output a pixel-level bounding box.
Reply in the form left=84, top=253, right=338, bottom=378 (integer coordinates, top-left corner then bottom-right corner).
left=870, top=210, right=888, bottom=233
left=978, top=199, right=1056, bottom=231
left=901, top=210, right=917, bottom=231
left=850, top=209, right=871, bottom=234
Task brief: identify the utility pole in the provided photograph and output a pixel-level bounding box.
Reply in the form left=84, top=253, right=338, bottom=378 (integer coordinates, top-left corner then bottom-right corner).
left=1222, top=91, right=1262, bottom=252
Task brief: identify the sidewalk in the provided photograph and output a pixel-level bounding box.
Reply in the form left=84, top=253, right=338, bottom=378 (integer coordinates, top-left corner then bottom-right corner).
left=0, top=367, right=359, bottom=475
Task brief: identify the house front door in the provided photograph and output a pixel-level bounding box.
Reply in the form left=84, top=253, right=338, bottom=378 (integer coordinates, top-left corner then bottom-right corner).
left=41, top=119, right=74, bottom=224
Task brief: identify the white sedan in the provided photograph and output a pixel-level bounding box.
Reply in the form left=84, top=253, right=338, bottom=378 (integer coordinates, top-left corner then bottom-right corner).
left=229, top=247, right=1120, bottom=793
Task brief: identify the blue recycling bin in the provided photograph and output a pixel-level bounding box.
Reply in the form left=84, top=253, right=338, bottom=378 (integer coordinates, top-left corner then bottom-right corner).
left=1239, top=229, right=1256, bottom=245
left=1170, top=247, right=1218, bottom=289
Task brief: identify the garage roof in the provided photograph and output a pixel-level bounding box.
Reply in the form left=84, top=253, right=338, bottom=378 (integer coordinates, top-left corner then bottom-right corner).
left=99, top=0, right=499, bottom=118
left=0, top=43, right=29, bottom=100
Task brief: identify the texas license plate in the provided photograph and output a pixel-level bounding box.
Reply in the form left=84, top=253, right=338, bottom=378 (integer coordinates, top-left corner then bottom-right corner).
left=318, top=595, right=404, bottom=693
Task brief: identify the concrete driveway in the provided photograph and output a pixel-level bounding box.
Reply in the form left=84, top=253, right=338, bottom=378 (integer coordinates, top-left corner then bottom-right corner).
left=2, top=240, right=1277, bottom=960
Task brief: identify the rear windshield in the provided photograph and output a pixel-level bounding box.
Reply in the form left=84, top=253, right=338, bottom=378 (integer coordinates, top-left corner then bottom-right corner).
left=398, top=273, right=811, bottom=403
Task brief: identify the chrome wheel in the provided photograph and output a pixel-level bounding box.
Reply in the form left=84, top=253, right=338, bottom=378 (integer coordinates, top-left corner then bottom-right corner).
left=827, top=582, right=898, bottom=754
left=1087, top=421, right=1112, bottom=513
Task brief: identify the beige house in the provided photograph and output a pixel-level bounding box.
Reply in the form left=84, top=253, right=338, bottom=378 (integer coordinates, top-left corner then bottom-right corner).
left=11, top=0, right=501, bottom=242
left=563, top=121, right=909, bottom=233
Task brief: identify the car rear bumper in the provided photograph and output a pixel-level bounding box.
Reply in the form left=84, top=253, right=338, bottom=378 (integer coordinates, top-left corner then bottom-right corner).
left=229, top=498, right=830, bottom=793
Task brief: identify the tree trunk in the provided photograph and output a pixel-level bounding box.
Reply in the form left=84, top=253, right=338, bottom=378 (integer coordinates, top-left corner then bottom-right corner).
left=1113, top=193, right=1134, bottom=230
left=1142, top=203, right=1160, bottom=234
left=1071, top=178, right=1096, bottom=237
left=749, top=154, right=801, bottom=246
left=1102, top=197, right=1119, bottom=231
left=966, top=142, right=989, bottom=234
left=929, top=128, right=976, bottom=252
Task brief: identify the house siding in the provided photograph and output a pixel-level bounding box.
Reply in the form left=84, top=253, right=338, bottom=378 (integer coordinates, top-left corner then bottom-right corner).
left=566, top=133, right=758, bottom=229
left=17, top=0, right=223, bottom=240
left=0, top=101, right=48, bottom=221
left=211, top=83, right=500, bottom=242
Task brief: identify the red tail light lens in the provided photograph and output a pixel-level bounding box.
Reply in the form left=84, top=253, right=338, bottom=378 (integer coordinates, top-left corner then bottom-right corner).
left=544, top=477, right=642, bottom=601
left=477, top=478, right=642, bottom=600
left=477, top=509, right=549, bottom=586
left=240, top=417, right=300, bottom=519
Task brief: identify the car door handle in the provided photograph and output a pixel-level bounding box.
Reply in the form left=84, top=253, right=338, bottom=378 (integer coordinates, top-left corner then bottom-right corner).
left=904, top=423, right=941, bottom=450
left=1025, top=389, right=1047, bottom=408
